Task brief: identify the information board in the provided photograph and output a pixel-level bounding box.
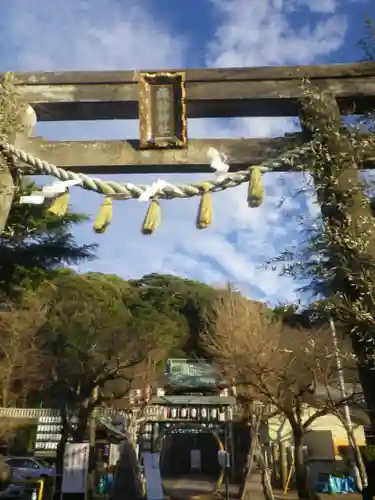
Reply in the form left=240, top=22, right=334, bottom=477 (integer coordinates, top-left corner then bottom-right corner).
left=61, top=443, right=90, bottom=494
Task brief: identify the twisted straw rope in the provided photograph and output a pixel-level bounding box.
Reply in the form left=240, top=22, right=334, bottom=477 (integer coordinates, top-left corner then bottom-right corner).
left=0, top=141, right=314, bottom=199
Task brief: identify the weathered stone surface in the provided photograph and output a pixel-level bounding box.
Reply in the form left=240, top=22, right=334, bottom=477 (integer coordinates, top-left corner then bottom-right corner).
left=17, top=134, right=375, bottom=175
left=0, top=167, right=14, bottom=234
left=8, top=61, right=375, bottom=84
left=19, top=136, right=305, bottom=174
left=6, top=62, right=375, bottom=121
left=0, top=105, right=36, bottom=233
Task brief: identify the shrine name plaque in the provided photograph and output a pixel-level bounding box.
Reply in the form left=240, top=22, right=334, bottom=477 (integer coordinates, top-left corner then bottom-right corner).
left=139, top=71, right=187, bottom=149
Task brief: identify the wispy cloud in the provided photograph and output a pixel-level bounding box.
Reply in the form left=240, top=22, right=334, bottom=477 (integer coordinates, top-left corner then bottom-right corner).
left=207, top=0, right=347, bottom=67
left=0, top=0, right=362, bottom=304
left=1, top=0, right=186, bottom=71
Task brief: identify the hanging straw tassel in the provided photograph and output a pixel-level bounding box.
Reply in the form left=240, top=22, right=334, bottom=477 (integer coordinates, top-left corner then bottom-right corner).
left=196, top=184, right=212, bottom=229
left=48, top=191, right=70, bottom=216
left=93, top=197, right=113, bottom=233
left=247, top=166, right=264, bottom=208
left=142, top=199, right=161, bottom=235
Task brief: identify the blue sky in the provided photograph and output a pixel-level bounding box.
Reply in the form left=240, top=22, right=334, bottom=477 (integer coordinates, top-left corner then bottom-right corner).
left=0, top=0, right=373, bottom=305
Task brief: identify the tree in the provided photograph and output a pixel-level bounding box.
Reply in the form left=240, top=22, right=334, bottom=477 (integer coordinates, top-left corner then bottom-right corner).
left=358, top=17, right=375, bottom=62
left=273, top=67, right=375, bottom=463
left=0, top=291, right=47, bottom=407
left=203, top=288, right=358, bottom=500
left=22, top=272, right=220, bottom=418
left=36, top=273, right=144, bottom=435
left=129, top=273, right=218, bottom=356
left=0, top=180, right=96, bottom=297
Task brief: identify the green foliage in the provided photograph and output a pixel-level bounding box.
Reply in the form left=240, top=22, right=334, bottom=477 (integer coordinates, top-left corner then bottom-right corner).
left=273, top=25, right=375, bottom=432
left=0, top=180, right=96, bottom=296
left=358, top=16, right=375, bottom=62
left=363, top=444, right=375, bottom=462
left=38, top=272, right=137, bottom=406
left=0, top=73, right=24, bottom=171
left=277, top=81, right=375, bottom=326
left=129, top=273, right=218, bottom=356
left=35, top=272, right=219, bottom=413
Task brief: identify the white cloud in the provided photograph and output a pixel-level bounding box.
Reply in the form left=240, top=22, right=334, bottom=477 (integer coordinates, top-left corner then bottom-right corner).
left=2, top=0, right=354, bottom=304
left=206, top=0, right=347, bottom=67
left=287, top=0, right=338, bottom=14
left=3, top=0, right=186, bottom=71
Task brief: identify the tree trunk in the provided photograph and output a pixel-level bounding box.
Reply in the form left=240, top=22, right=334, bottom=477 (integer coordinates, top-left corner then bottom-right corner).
left=1, top=387, right=8, bottom=408
left=337, top=411, right=368, bottom=490
left=73, top=401, right=91, bottom=441
left=353, top=347, right=375, bottom=442
left=293, top=426, right=316, bottom=500
left=279, top=441, right=288, bottom=490
left=87, top=407, right=97, bottom=500
left=238, top=419, right=259, bottom=500
left=53, top=409, right=69, bottom=500
left=301, top=90, right=375, bottom=446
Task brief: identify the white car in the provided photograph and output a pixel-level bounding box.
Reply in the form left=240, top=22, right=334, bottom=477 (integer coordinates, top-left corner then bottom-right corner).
left=5, top=457, right=55, bottom=480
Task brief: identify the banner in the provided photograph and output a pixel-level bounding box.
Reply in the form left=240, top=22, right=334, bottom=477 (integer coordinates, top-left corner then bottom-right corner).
left=61, top=443, right=90, bottom=493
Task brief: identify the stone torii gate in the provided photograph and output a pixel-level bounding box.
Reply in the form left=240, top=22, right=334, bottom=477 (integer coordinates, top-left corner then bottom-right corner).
left=0, top=62, right=375, bottom=238
left=0, top=62, right=374, bottom=500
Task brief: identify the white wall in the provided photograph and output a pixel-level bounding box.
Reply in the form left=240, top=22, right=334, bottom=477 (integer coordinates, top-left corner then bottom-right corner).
left=268, top=406, right=365, bottom=459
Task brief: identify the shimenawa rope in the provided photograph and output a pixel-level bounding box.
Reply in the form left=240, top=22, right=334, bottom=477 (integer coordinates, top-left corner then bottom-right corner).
left=1, top=141, right=311, bottom=199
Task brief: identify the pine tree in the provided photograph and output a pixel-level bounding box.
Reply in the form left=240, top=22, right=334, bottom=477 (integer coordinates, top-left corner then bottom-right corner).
left=0, top=180, right=96, bottom=297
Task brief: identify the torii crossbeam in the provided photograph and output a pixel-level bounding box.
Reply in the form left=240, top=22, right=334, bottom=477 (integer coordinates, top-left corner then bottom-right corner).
left=0, top=61, right=375, bottom=233
left=6, top=61, right=375, bottom=174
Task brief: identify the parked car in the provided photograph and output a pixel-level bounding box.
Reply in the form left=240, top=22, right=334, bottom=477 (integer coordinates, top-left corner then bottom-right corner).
left=0, top=484, right=26, bottom=499
left=4, top=458, right=55, bottom=480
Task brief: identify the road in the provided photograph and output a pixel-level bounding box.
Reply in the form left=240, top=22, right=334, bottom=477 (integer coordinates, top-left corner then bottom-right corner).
left=162, top=472, right=263, bottom=499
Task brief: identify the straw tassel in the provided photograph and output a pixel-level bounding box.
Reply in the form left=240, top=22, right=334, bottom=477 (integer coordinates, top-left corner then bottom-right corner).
left=142, top=199, right=161, bottom=235
left=247, top=167, right=264, bottom=207
left=196, top=184, right=212, bottom=229
left=48, top=191, right=70, bottom=217
left=93, top=197, right=113, bottom=233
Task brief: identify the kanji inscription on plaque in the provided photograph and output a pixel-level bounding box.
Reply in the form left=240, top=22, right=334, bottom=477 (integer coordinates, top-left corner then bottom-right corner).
left=139, top=72, right=187, bottom=149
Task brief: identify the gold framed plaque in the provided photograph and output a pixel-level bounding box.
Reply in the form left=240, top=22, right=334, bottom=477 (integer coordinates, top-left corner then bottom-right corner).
left=139, top=71, right=187, bottom=149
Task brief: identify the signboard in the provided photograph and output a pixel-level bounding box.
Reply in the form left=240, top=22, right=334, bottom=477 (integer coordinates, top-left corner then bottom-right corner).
left=35, top=414, right=77, bottom=455
left=190, top=450, right=201, bottom=471
left=164, top=358, right=221, bottom=389
left=109, top=444, right=121, bottom=466
left=142, top=452, right=164, bottom=500
left=139, top=72, right=187, bottom=149
left=35, top=415, right=62, bottom=453
left=61, top=443, right=90, bottom=494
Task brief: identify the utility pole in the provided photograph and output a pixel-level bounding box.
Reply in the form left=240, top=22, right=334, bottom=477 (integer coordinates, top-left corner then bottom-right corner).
left=86, top=387, right=98, bottom=500
left=329, top=317, right=364, bottom=490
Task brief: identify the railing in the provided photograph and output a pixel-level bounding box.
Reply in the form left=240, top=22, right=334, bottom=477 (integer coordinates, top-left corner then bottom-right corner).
left=0, top=407, right=122, bottom=419
left=0, top=401, right=275, bottom=420
left=0, top=408, right=60, bottom=419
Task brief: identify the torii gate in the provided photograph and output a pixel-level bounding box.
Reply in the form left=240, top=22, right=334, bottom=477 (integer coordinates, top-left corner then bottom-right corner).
left=0, top=62, right=375, bottom=235
left=0, top=62, right=375, bottom=500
